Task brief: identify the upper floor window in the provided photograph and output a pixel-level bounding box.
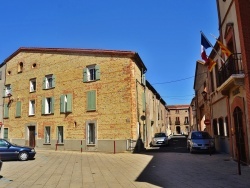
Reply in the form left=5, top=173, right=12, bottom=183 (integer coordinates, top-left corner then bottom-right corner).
left=30, top=78, right=36, bottom=92
left=176, top=110, right=179, bottom=114
left=0, top=71, right=2, bottom=80
left=42, top=97, right=54, bottom=115
left=29, top=100, right=35, bottom=116
left=4, top=84, right=12, bottom=97
left=18, top=62, right=24, bottom=73
left=43, top=74, right=55, bottom=89
left=83, top=65, right=100, bottom=82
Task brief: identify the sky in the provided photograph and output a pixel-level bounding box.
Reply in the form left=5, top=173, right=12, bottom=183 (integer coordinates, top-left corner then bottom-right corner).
left=0, top=0, right=219, bottom=105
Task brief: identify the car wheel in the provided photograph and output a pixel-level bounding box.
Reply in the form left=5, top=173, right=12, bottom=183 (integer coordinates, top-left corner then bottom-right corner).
left=18, top=151, right=29, bottom=161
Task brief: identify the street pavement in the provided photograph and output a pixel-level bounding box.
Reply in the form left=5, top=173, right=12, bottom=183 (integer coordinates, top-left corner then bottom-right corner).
left=0, top=138, right=250, bottom=188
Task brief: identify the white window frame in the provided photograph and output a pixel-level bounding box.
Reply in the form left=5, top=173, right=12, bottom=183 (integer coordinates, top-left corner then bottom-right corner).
left=44, top=126, right=51, bottom=144
left=86, top=121, right=97, bottom=145
left=29, top=100, right=35, bottom=115
left=45, top=98, right=52, bottom=114
left=45, top=75, right=53, bottom=89
left=30, top=78, right=36, bottom=92
left=87, top=65, right=96, bottom=81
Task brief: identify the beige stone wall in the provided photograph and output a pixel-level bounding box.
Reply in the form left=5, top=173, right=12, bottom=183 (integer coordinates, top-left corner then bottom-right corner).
left=3, top=50, right=145, bottom=151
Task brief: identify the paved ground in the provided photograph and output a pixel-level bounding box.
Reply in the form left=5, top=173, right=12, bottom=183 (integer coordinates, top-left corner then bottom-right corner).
left=0, top=138, right=250, bottom=188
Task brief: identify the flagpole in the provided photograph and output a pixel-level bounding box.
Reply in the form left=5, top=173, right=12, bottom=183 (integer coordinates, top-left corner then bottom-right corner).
left=200, top=31, right=225, bottom=63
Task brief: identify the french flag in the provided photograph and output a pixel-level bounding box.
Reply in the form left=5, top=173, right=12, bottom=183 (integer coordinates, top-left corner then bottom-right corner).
left=201, top=32, right=212, bottom=63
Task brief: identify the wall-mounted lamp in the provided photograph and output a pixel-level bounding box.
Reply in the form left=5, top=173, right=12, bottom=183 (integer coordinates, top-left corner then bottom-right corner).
left=201, top=91, right=209, bottom=101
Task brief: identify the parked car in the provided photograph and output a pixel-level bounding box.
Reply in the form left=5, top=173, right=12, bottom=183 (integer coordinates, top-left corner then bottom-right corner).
left=0, top=139, right=36, bottom=161
left=0, top=160, right=2, bottom=171
left=150, top=133, right=169, bottom=147
left=187, top=131, right=215, bottom=153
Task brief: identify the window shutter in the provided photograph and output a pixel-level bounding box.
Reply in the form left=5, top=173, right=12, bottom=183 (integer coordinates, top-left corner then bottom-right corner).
left=66, top=94, right=72, bottom=112
left=16, top=101, right=21, bottom=117
left=52, top=75, right=56, bottom=88
left=4, top=128, right=8, bottom=139
left=41, top=97, right=45, bottom=114
left=87, top=90, right=96, bottom=111
left=42, top=77, right=46, bottom=89
left=60, top=95, right=65, bottom=113
left=4, top=104, right=9, bottom=118
left=51, top=97, right=55, bottom=113
left=83, top=68, right=88, bottom=82
left=95, top=65, right=100, bottom=80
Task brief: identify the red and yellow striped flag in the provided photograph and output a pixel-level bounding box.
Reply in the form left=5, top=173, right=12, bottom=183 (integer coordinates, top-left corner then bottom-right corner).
left=217, top=40, right=232, bottom=57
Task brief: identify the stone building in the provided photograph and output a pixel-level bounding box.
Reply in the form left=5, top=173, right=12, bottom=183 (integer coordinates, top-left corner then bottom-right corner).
left=166, top=105, right=190, bottom=136
left=0, top=47, right=167, bottom=152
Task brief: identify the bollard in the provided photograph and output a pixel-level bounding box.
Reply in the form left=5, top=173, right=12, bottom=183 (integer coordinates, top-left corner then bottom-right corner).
left=114, top=140, right=116, bottom=154
left=55, top=140, right=58, bottom=151
left=81, top=140, right=82, bottom=153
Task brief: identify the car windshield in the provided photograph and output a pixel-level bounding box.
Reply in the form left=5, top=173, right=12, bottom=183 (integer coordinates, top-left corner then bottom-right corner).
left=191, top=132, right=212, bottom=139
left=154, top=133, right=166, bottom=137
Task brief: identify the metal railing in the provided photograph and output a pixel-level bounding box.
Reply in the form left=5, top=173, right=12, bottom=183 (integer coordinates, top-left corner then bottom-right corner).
left=217, top=53, right=243, bottom=87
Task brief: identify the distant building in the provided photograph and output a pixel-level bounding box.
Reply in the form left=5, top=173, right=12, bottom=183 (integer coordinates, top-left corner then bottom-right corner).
left=166, top=105, right=190, bottom=135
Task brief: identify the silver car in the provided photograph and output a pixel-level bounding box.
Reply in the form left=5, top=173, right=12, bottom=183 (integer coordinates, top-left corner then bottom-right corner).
left=187, top=131, right=215, bottom=153
left=150, top=133, right=169, bottom=147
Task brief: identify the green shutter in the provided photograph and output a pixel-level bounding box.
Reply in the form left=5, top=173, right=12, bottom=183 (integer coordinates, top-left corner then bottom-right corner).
left=51, top=97, right=55, bottom=113
left=66, top=94, right=72, bottom=112
left=4, top=128, right=8, bottom=139
left=16, top=101, right=21, bottom=117
left=95, top=65, right=100, bottom=80
left=87, top=90, right=96, bottom=111
left=60, top=95, right=65, bottom=113
left=52, top=75, right=56, bottom=88
left=83, top=68, right=88, bottom=82
left=41, top=97, right=45, bottom=114
left=42, top=77, right=46, bottom=89
left=142, top=92, right=146, bottom=112
left=4, top=104, right=9, bottom=118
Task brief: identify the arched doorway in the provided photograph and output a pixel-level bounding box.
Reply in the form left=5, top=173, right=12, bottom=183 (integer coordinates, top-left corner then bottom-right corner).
left=233, top=107, right=247, bottom=163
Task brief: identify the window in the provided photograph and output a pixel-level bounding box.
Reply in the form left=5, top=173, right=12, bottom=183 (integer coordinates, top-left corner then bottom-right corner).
left=213, top=119, right=218, bottom=135
left=184, top=117, right=189, bottom=124
left=225, top=117, right=229, bottom=137
left=44, top=126, right=51, bottom=144
left=218, top=117, right=225, bottom=136
left=0, top=71, right=2, bottom=80
left=176, top=110, right=179, bottom=114
left=29, top=100, right=35, bottom=115
left=18, top=62, right=24, bottom=73
left=30, top=78, right=36, bottom=92
left=57, top=126, right=63, bottom=144
left=87, top=122, right=96, bottom=145
left=4, top=84, right=12, bottom=97
left=3, top=104, right=9, bottom=118
left=83, top=65, right=100, bottom=82
left=60, top=94, right=72, bottom=113
left=43, top=74, right=55, bottom=89
left=16, top=101, right=21, bottom=117
left=42, top=97, right=54, bottom=114
left=87, top=90, right=96, bottom=111
left=3, top=128, right=8, bottom=139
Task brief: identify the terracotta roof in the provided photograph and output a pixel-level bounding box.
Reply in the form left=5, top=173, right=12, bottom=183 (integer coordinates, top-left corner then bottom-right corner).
left=2, top=47, right=147, bottom=72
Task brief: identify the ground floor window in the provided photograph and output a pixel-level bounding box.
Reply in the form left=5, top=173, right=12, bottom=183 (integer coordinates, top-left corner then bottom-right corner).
left=57, top=126, right=63, bottom=144
left=87, top=122, right=96, bottom=145
left=44, top=126, right=51, bottom=143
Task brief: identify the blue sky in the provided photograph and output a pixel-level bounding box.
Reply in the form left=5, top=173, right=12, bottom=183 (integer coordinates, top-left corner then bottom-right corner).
left=0, top=1, right=218, bottom=105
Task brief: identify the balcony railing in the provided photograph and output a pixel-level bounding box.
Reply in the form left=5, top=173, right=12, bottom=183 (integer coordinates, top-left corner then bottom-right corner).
left=218, top=53, right=243, bottom=87
left=175, top=121, right=180, bottom=125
